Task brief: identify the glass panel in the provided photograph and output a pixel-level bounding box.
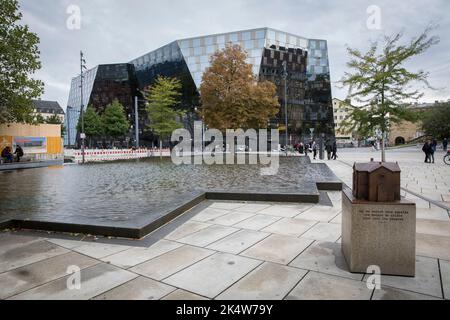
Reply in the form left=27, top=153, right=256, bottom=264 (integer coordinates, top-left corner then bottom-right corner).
left=206, top=45, right=215, bottom=54
left=205, top=37, right=213, bottom=46
left=229, top=33, right=238, bottom=42
left=194, top=46, right=202, bottom=55
left=193, top=38, right=201, bottom=47
left=268, top=30, right=276, bottom=40
left=217, top=35, right=225, bottom=44
left=242, top=32, right=251, bottom=41
left=278, top=32, right=286, bottom=43
left=200, top=55, right=209, bottom=63
left=255, top=30, right=265, bottom=39
left=180, top=40, right=189, bottom=49
left=244, top=40, right=254, bottom=50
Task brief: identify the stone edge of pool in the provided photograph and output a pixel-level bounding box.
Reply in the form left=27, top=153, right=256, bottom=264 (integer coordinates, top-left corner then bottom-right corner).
left=0, top=180, right=342, bottom=239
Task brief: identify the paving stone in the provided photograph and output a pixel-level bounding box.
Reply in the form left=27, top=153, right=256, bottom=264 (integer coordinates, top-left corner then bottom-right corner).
left=9, top=263, right=137, bottom=300
left=257, top=205, right=304, bottom=218
left=285, top=271, right=372, bottom=300
left=210, top=211, right=256, bottom=226
left=416, top=219, right=450, bottom=237
left=261, top=218, right=317, bottom=237
left=300, top=223, right=341, bottom=242
left=164, top=221, right=211, bottom=241
left=177, top=225, right=238, bottom=247
left=217, top=262, right=307, bottom=300
left=0, top=252, right=99, bottom=299
left=241, top=234, right=313, bottom=265
left=46, top=238, right=85, bottom=249
left=0, top=240, right=69, bottom=273
left=296, top=205, right=341, bottom=222
left=206, top=230, right=269, bottom=254
left=233, top=214, right=282, bottom=231
left=329, top=214, right=342, bottom=224
left=163, top=252, right=261, bottom=298
left=289, top=241, right=363, bottom=281
left=209, top=202, right=246, bottom=210
left=372, top=286, right=441, bottom=300
left=416, top=233, right=450, bottom=260
left=102, top=239, right=182, bottom=268
left=72, top=242, right=131, bottom=259
left=363, top=255, right=442, bottom=298
left=93, top=276, right=175, bottom=300
left=130, top=245, right=214, bottom=280
left=416, top=208, right=450, bottom=221
left=233, top=203, right=272, bottom=213
left=191, top=207, right=232, bottom=222
left=0, top=234, right=42, bottom=252
left=161, top=289, right=209, bottom=300
left=438, top=259, right=450, bottom=300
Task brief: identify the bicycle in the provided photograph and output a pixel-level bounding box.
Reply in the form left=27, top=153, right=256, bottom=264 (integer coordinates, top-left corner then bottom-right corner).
left=444, top=150, right=450, bottom=165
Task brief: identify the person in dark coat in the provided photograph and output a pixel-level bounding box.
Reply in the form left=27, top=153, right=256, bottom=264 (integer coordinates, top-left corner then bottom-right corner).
left=332, top=140, right=338, bottom=160
left=430, top=139, right=437, bottom=163
left=443, top=138, right=448, bottom=151
left=422, top=140, right=432, bottom=163
left=14, top=145, right=24, bottom=162
left=1, top=146, right=13, bottom=163
left=325, top=139, right=332, bottom=160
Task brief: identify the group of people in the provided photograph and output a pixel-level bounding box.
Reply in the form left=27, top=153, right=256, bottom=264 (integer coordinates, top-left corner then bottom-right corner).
left=293, top=139, right=337, bottom=160
left=422, top=138, right=448, bottom=163
left=1, top=145, right=24, bottom=163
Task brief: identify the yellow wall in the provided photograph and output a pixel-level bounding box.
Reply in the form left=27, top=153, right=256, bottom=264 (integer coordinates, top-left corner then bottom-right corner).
left=0, top=123, right=62, bottom=155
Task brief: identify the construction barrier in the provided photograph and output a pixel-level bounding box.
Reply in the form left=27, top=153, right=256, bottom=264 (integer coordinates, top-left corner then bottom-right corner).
left=68, top=149, right=171, bottom=164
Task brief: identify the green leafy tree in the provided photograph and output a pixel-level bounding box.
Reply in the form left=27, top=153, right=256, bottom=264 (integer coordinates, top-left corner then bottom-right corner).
left=422, top=102, right=450, bottom=140
left=200, top=45, right=280, bottom=131
left=0, top=0, right=44, bottom=124
left=102, top=100, right=129, bottom=145
left=77, top=106, right=104, bottom=147
left=143, top=76, right=184, bottom=151
left=339, top=27, right=439, bottom=161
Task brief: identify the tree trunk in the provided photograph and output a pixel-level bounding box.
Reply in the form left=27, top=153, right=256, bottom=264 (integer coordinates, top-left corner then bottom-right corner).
left=381, top=131, right=386, bottom=162
left=159, top=140, right=162, bottom=159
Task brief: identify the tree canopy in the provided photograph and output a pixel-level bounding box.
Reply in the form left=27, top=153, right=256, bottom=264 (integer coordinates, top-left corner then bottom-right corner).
left=77, top=106, right=103, bottom=138
left=339, top=27, right=439, bottom=161
left=0, top=0, right=44, bottom=124
left=199, top=45, right=280, bottom=131
left=422, top=102, right=450, bottom=140
left=102, top=100, right=129, bottom=138
left=143, top=76, right=184, bottom=141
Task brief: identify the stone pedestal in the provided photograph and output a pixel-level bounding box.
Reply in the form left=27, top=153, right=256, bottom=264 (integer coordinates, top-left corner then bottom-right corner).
left=341, top=188, right=416, bottom=276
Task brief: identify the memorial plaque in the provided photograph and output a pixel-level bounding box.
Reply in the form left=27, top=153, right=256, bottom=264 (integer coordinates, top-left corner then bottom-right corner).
left=341, top=188, right=416, bottom=276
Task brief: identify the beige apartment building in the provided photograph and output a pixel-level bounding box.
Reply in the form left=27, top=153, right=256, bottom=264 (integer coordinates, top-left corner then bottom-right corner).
left=332, top=98, right=356, bottom=142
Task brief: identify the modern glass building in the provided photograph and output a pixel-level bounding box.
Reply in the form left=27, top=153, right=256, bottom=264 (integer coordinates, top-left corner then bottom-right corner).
left=65, top=27, right=334, bottom=147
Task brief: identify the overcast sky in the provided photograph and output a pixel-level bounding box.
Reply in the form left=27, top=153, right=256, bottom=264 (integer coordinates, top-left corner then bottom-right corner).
left=19, top=0, right=450, bottom=111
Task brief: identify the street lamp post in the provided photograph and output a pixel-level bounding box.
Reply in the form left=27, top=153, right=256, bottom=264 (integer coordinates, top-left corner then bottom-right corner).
left=282, top=61, right=288, bottom=156
left=80, top=51, right=87, bottom=164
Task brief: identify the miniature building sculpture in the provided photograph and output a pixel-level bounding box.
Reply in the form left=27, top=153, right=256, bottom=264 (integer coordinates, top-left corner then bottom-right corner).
left=352, top=162, right=401, bottom=202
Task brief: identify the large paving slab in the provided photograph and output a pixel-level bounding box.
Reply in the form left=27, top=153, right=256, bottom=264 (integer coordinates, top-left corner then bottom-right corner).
left=233, top=203, right=273, bottom=213
left=101, top=239, right=183, bottom=269
left=372, top=286, right=441, bottom=300
left=130, top=245, right=214, bottom=280
left=289, top=241, right=364, bottom=281
left=46, top=238, right=85, bottom=249
left=416, top=208, right=450, bottom=221
left=92, top=276, right=175, bottom=300
left=295, top=205, right=341, bottom=222
left=257, top=205, right=304, bottom=218
left=161, top=289, right=209, bottom=300
left=416, top=233, right=450, bottom=260
left=9, top=263, right=137, bottom=300
left=416, top=219, right=450, bottom=237
left=0, top=240, right=69, bottom=273
left=208, top=202, right=246, bottom=210
left=363, top=255, right=442, bottom=298
left=300, top=223, right=341, bottom=242
left=163, top=252, right=261, bottom=298
left=438, top=259, right=450, bottom=300
left=241, top=234, right=313, bottom=265
left=164, top=221, right=211, bottom=241
left=191, top=207, right=232, bottom=222
left=209, top=211, right=256, bottom=226
left=72, top=242, right=131, bottom=259
left=233, top=214, right=282, bottom=231
left=206, top=230, right=269, bottom=254
left=216, top=262, right=307, bottom=300
left=176, top=225, right=239, bottom=247
left=285, top=271, right=372, bottom=300
left=0, top=252, right=99, bottom=299
left=0, top=233, right=42, bottom=251
left=261, top=218, right=317, bottom=237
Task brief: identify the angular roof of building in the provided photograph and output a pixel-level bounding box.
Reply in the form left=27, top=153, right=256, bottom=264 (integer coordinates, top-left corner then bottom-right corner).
left=32, top=100, right=65, bottom=115
left=354, top=162, right=401, bottom=173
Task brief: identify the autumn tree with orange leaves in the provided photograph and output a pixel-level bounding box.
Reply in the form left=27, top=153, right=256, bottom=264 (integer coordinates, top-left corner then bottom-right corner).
left=199, top=45, right=280, bottom=131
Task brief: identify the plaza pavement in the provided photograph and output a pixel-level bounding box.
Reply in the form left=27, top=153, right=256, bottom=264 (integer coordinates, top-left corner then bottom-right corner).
left=0, top=146, right=449, bottom=300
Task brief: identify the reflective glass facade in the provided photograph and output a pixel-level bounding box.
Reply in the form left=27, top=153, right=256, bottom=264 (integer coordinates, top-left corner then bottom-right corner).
left=66, top=28, right=334, bottom=146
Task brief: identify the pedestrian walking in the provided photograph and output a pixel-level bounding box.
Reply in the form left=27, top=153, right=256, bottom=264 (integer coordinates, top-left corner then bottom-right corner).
left=422, top=140, right=432, bottom=163
left=430, top=139, right=437, bottom=163
left=325, top=139, right=332, bottom=160
left=311, top=140, right=317, bottom=159
left=443, top=138, right=448, bottom=151
left=332, top=140, right=338, bottom=160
